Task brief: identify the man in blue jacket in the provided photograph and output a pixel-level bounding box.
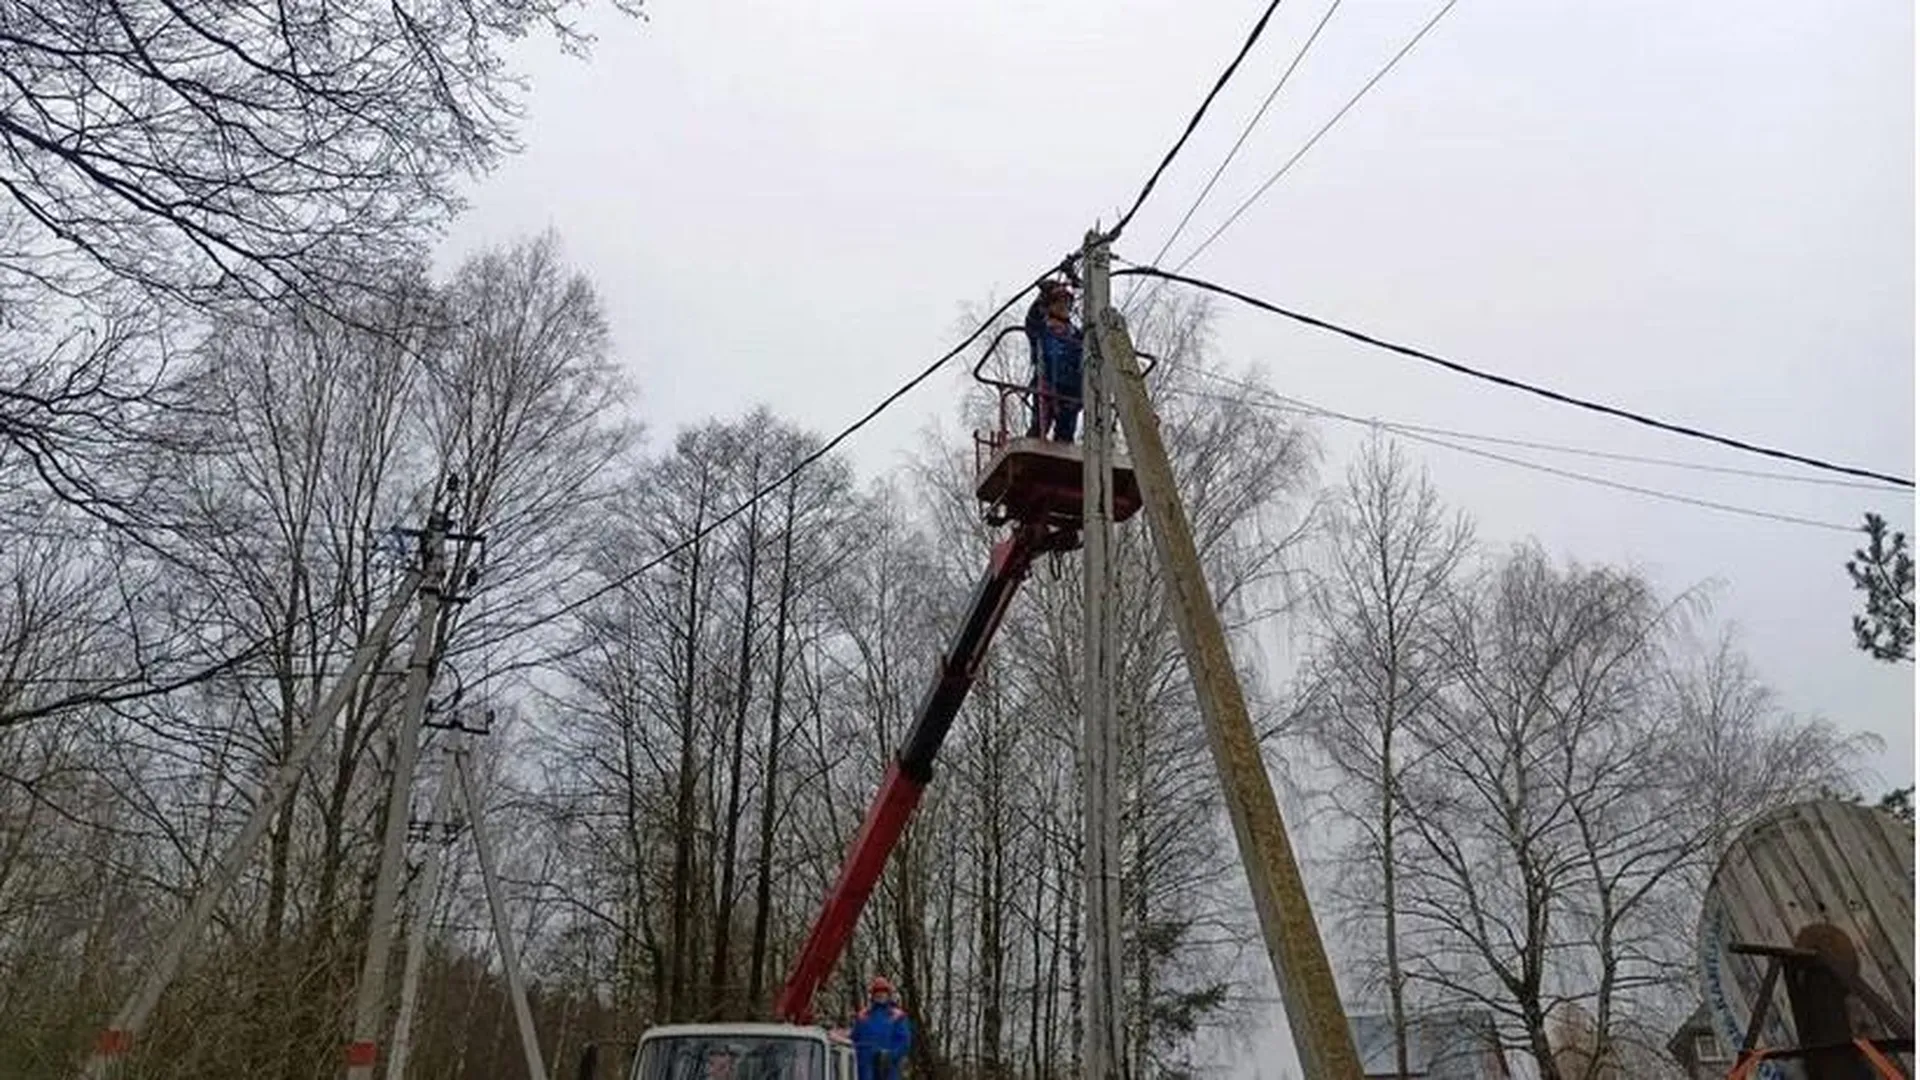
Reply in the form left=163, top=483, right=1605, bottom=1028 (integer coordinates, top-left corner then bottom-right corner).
left=850, top=975, right=912, bottom=1080
left=1024, top=281, right=1083, bottom=443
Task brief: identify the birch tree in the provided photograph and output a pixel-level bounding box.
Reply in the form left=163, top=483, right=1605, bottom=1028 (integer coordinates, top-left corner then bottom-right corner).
left=1294, top=436, right=1471, bottom=1080
left=1391, top=547, right=1862, bottom=1080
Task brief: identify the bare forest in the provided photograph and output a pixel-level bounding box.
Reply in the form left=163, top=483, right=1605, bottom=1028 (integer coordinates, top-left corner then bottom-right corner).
left=0, top=3, right=1891, bottom=1080
left=0, top=234, right=1876, bottom=1078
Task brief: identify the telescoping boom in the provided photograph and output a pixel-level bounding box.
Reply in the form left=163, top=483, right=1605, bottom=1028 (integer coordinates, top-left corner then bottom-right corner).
left=774, top=329, right=1143, bottom=1023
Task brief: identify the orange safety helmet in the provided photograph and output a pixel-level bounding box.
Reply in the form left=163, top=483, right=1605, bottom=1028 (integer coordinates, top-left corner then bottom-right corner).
left=868, top=975, right=895, bottom=997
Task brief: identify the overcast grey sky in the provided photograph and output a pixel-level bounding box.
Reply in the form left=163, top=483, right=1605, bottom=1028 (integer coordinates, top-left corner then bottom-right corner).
left=438, top=0, right=1913, bottom=1070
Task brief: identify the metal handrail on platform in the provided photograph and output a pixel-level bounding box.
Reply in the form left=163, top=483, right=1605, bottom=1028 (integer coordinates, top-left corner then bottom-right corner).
left=969, top=325, right=1158, bottom=477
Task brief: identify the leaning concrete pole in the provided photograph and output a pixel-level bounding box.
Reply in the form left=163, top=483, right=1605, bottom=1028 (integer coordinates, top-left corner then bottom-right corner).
left=346, top=510, right=449, bottom=1078
left=80, top=571, right=423, bottom=1079
left=455, top=745, right=550, bottom=1080
left=385, top=763, right=458, bottom=1080
left=1091, top=290, right=1363, bottom=1080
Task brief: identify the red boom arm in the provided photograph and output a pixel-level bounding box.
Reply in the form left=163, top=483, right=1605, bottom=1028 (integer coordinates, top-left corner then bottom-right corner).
left=773, top=522, right=1057, bottom=1023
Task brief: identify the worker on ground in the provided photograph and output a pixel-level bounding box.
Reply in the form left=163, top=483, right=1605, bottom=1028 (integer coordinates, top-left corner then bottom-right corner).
left=850, top=975, right=913, bottom=1080
left=1024, top=280, right=1083, bottom=443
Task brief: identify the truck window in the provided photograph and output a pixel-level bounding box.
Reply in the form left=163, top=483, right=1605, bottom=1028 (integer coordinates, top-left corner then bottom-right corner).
left=633, top=1036, right=826, bottom=1080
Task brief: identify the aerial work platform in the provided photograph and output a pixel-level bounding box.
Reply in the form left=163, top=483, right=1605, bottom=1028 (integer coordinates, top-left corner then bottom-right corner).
left=776, top=307, right=1146, bottom=1026
left=974, top=435, right=1142, bottom=530
left=779, top=247, right=1359, bottom=1080
left=968, top=322, right=1144, bottom=533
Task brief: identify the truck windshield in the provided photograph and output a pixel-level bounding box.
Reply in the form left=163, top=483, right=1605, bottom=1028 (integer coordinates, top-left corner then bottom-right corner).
left=633, top=1036, right=826, bottom=1080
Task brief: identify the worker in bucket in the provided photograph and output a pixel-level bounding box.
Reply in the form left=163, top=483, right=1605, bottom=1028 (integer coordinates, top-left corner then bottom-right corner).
left=1024, top=280, right=1083, bottom=443
left=850, top=975, right=913, bottom=1080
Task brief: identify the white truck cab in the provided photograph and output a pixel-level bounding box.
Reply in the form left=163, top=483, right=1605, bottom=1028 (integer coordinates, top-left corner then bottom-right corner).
left=608, top=1022, right=855, bottom=1080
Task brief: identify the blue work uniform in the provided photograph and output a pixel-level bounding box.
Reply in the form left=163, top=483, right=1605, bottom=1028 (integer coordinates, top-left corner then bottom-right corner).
left=850, top=998, right=913, bottom=1080
left=1024, top=301, right=1083, bottom=443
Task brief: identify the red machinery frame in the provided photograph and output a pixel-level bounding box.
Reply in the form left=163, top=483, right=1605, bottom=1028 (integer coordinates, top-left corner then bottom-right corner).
left=773, top=317, right=1145, bottom=1024
left=772, top=519, right=1067, bottom=1022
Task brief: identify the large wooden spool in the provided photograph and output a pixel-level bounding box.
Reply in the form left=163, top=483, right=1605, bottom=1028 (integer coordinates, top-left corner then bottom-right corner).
left=1696, top=800, right=1915, bottom=1080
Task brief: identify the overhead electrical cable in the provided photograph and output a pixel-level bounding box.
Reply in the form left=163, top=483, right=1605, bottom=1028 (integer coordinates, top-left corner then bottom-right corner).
left=1180, top=383, right=1860, bottom=533
left=1107, top=0, right=1288, bottom=242
left=1172, top=0, right=1459, bottom=272
left=508, top=3, right=1351, bottom=645
left=1117, top=264, right=1915, bottom=489
left=1375, top=432, right=1859, bottom=534
left=1189, top=367, right=1907, bottom=492
left=488, top=265, right=1067, bottom=647
left=1143, top=0, right=1347, bottom=277
left=490, top=3, right=1493, bottom=651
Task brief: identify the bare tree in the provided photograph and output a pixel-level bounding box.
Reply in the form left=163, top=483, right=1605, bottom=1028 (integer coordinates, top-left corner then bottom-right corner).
left=424, top=230, right=635, bottom=682
left=746, top=430, right=857, bottom=1005
left=1662, top=629, right=1875, bottom=882
left=545, top=410, right=859, bottom=1034
left=1294, top=435, right=1471, bottom=1080
left=1390, top=547, right=1863, bottom=1080
left=1, top=0, right=645, bottom=570
left=0, top=311, right=173, bottom=534
left=1, top=0, right=643, bottom=307
left=0, top=232, right=632, bottom=1075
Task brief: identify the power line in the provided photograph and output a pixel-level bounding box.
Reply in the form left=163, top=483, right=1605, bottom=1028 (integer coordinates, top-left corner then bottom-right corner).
left=500, top=4, right=1443, bottom=650
left=1180, top=383, right=1860, bottom=533
left=489, top=2, right=1385, bottom=647
left=506, top=265, right=1064, bottom=641
left=1107, top=0, right=1288, bottom=242
left=403, top=7, right=1360, bottom=653
left=1118, top=264, right=1916, bottom=489
left=1401, top=431, right=1859, bottom=534
left=1173, top=0, right=1459, bottom=272
left=1386, top=421, right=1908, bottom=492
left=1190, top=367, right=1908, bottom=492
left=1142, top=0, right=1348, bottom=280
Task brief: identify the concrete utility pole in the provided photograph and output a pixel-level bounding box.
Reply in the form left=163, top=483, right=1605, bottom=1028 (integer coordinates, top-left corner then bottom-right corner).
left=455, top=744, right=550, bottom=1080
left=1094, top=296, right=1365, bottom=1080
left=346, top=504, right=451, bottom=1079
left=385, top=764, right=458, bottom=1080
left=81, top=571, right=424, bottom=1079
left=1080, top=230, right=1128, bottom=1080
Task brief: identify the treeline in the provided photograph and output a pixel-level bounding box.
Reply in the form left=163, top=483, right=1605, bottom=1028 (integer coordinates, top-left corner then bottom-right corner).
left=0, top=234, right=631, bottom=1077
left=0, top=6, right=1884, bottom=1075
left=533, top=288, right=1314, bottom=1080
left=1291, top=441, right=1871, bottom=1080
left=0, top=233, right=1878, bottom=1080
left=0, top=240, right=1323, bottom=1078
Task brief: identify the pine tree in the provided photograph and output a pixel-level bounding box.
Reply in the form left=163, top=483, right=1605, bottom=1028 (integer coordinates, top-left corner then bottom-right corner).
left=1845, top=512, right=1914, bottom=662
